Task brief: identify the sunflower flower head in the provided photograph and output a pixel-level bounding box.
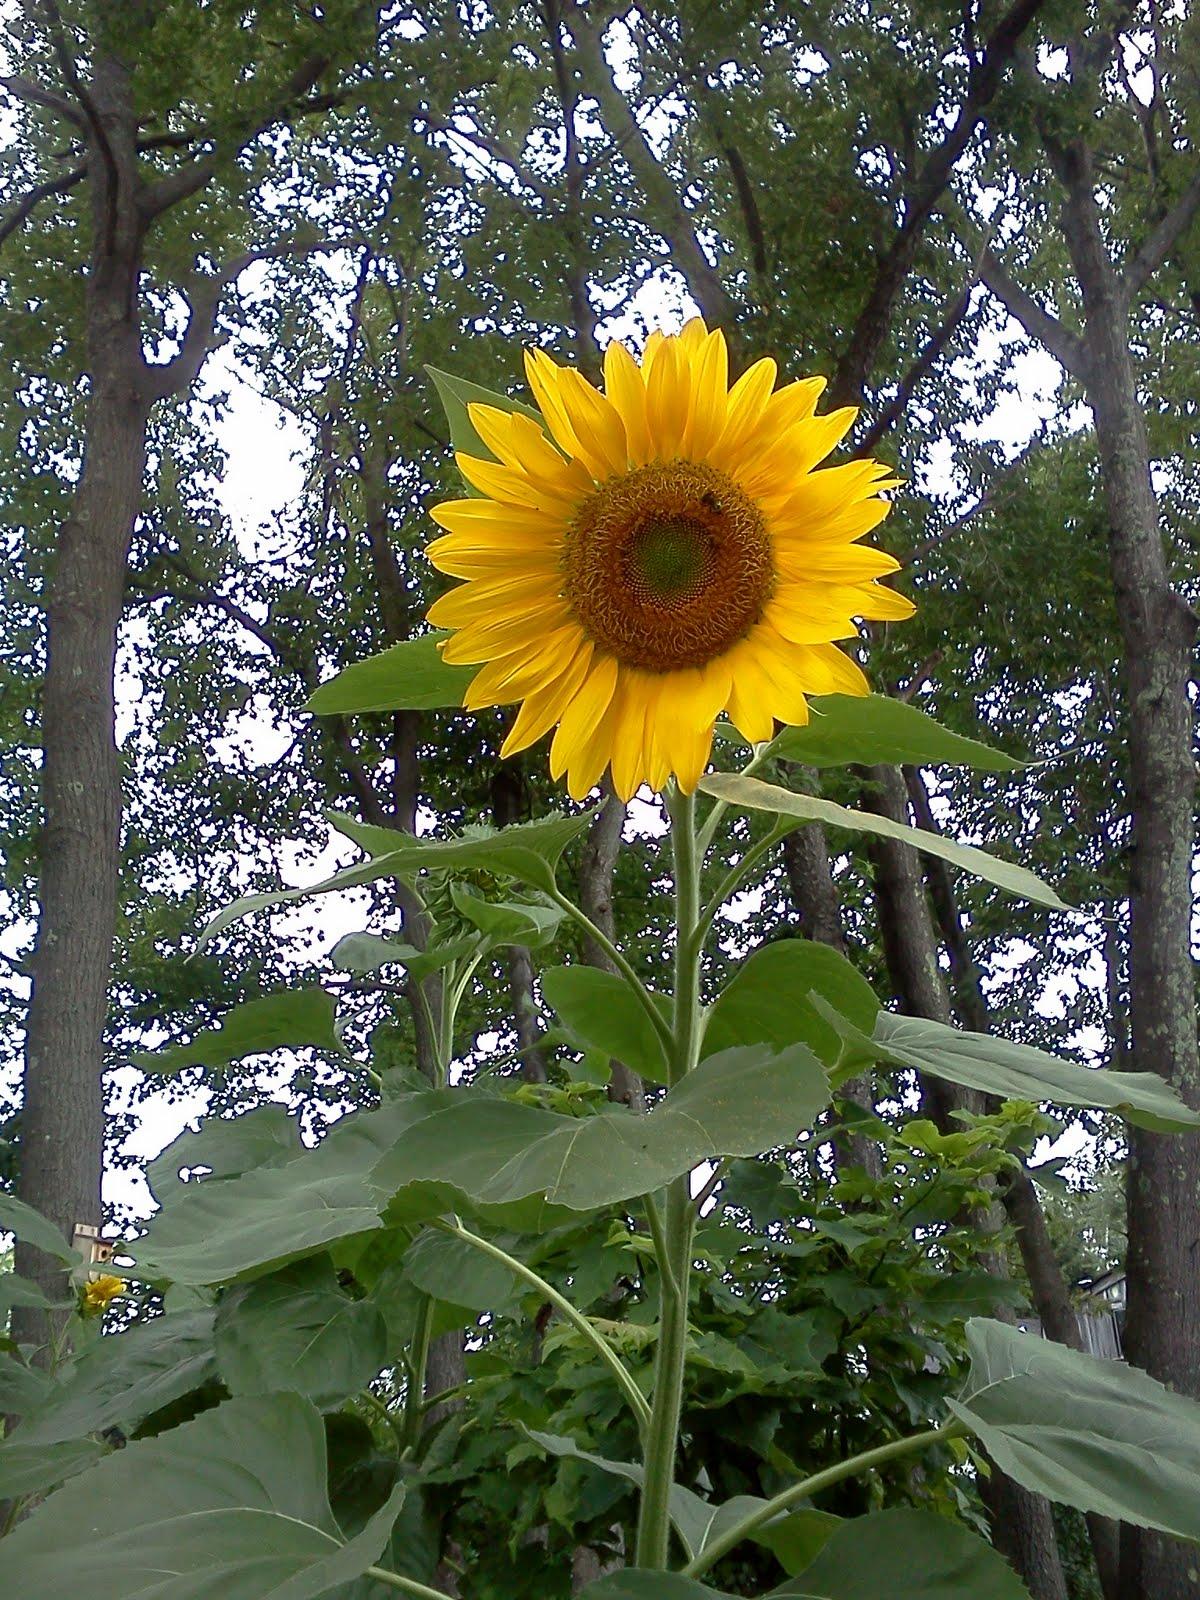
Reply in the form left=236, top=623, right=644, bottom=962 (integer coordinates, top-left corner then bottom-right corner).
left=427, top=320, right=914, bottom=801
left=81, top=1273, right=125, bottom=1317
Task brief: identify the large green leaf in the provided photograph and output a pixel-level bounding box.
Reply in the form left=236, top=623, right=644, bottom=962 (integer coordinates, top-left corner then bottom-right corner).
left=579, top=1574, right=740, bottom=1598
left=402, top=1228, right=522, bottom=1313
left=775, top=1507, right=1033, bottom=1597
left=334, top=806, right=595, bottom=893
left=874, top=1011, right=1200, bottom=1131
left=197, top=810, right=594, bottom=948
left=0, top=1393, right=406, bottom=1600
left=215, top=1258, right=389, bottom=1408
left=703, top=939, right=879, bottom=1067
left=0, top=1272, right=66, bottom=1315
left=0, top=1193, right=79, bottom=1264
left=331, top=931, right=478, bottom=979
left=0, top=1436, right=106, bottom=1499
left=147, top=1103, right=305, bottom=1202
left=426, top=364, right=542, bottom=460
left=766, top=695, right=1022, bottom=772
left=951, top=1317, right=1200, bottom=1542
left=132, top=989, right=344, bottom=1074
left=450, top=884, right=567, bottom=948
left=133, top=1096, right=452, bottom=1286
left=17, top=1308, right=217, bottom=1446
left=542, top=964, right=670, bottom=1084
left=699, top=775, right=1066, bottom=911
left=305, top=630, right=475, bottom=715
left=374, top=1042, right=830, bottom=1222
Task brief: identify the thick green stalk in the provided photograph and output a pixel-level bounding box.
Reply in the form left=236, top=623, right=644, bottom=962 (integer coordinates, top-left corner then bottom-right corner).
left=680, top=1421, right=968, bottom=1579
left=404, top=1293, right=435, bottom=1448
left=635, top=785, right=703, bottom=1569
left=364, top=1567, right=455, bottom=1599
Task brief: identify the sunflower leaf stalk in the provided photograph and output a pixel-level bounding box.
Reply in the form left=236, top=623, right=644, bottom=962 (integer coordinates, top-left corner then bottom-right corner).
left=635, top=784, right=704, bottom=1569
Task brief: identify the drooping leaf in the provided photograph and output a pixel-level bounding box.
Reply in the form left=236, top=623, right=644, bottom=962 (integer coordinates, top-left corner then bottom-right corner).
left=147, top=1103, right=305, bottom=1203
left=775, top=1506, right=1033, bottom=1597
left=374, top=1042, right=829, bottom=1223
left=0, top=1393, right=406, bottom=1600
left=133, top=1096, right=453, bottom=1286
left=197, top=810, right=594, bottom=949
left=0, top=1437, right=106, bottom=1499
left=17, top=1309, right=217, bottom=1446
left=402, top=1228, right=522, bottom=1313
left=450, top=884, right=567, bottom=948
left=215, top=1257, right=389, bottom=1408
left=0, top=1272, right=67, bottom=1315
left=577, top=1573, right=739, bottom=1598
left=0, top=1193, right=79, bottom=1264
left=951, top=1317, right=1200, bottom=1543
left=131, top=989, right=344, bottom=1074
left=305, top=630, right=475, bottom=714
left=331, top=931, right=478, bottom=979
left=766, top=694, right=1022, bottom=772
left=873, top=1012, right=1200, bottom=1132
left=333, top=806, right=596, bottom=893
left=703, top=939, right=879, bottom=1067
left=699, top=774, right=1066, bottom=911
left=426, top=364, right=542, bottom=460
left=542, top=964, right=670, bottom=1084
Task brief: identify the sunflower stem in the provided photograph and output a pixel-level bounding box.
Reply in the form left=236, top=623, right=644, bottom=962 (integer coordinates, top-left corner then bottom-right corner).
left=635, top=784, right=703, bottom=1570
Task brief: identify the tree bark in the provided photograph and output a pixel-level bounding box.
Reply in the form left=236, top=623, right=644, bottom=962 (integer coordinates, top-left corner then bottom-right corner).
left=14, top=48, right=148, bottom=1345
left=1052, top=141, right=1200, bottom=1600
left=862, top=764, right=1070, bottom=1600
left=577, top=785, right=645, bottom=1110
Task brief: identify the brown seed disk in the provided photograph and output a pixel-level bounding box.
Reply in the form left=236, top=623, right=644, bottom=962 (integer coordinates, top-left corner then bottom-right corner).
left=563, top=461, right=774, bottom=672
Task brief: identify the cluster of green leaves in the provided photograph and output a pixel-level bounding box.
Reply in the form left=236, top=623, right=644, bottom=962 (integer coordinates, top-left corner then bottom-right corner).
left=5, top=693, right=1200, bottom=1596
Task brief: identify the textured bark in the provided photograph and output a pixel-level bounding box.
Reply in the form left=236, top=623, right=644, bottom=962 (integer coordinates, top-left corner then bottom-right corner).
left=862, top=764, right=1070, bottom=1600
left=1048, top=139, right=1200, bottom=1600
left=491, top=763, right=549, bottom=1082
left=14, top=47, right=148, bottom=1346
left=577, top=786, right=645, bottom=1110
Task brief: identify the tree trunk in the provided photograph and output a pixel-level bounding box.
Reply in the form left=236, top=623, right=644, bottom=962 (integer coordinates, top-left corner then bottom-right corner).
left=1055, top=143, right=1200, bottom=1600
left=577, top=786, right=644, bottom=1110
left=14, top=50, right=148, bottom=1346
left=862, top=763, right=1070, bottom=1600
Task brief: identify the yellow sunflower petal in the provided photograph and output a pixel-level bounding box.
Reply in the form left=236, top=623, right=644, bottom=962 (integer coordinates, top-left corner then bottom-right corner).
left=846, top=581, right=917, bottom=622
left=462, top=627, right=586, bottom=708
left=603, top=340, right=651, bottom=466
left=426, top=573, right=564, bottom=630
left=439, top=604, right=574, bottom=664
left=523, top=348, right=615, bottom=481
left=609, top=671, right=652, bottom=802
left=645, top=335, right=690, bottom=460
left=556, top=368, right=629, bottom=479
left=710, top=357, right=777, bottom=470
left=467, top=405, right=593, bottom=499
left=500, top=645, right=594, bottom=756
left=549, top=654, right=620, bottom=779
left=722, top=637, right=778, bottom=744
left=457, top=451, right=580, bottom=513
left=681, top=329, right=730, bottom=459
left=429, top=497, right=561, bottom=539
left=791, top=641, right=871, bottom=697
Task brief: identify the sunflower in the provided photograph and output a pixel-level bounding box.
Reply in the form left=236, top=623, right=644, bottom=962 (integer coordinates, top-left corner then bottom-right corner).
left=426, top=319, right=913, bottom=801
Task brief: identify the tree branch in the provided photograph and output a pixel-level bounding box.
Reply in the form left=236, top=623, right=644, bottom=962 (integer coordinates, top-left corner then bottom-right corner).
left=831, top=0, right=1048, bottom=403
left=855, top=275, right=976, bottom=456
left=0, top=161, right=86, bottom=248
left=0, top=72, right=84, bottom=125
left=1124, top=166, right=1200, bottom=298
left=142, top=236, right=342, bottom=402
left=139, top=49, right=333, bottom=218
left=979, top=247, right=1086, bottom=374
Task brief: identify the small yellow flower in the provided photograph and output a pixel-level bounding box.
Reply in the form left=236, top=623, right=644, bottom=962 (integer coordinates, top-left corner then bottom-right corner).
left=81, top=1274, right=124, bottom=1316
left=427, top=318, right=914, bottom=801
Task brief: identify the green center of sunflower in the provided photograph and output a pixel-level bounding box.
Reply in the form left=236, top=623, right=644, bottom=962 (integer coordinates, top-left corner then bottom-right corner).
left=564, top=461, right=774, bottom=673
left=626, top=518, right=717, bottom=603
